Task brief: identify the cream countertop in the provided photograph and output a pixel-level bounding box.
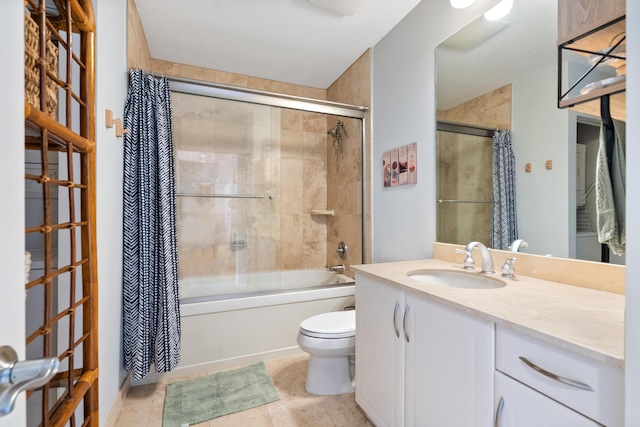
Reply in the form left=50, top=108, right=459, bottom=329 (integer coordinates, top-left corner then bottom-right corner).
left=352, top=258, right=625, bottom=370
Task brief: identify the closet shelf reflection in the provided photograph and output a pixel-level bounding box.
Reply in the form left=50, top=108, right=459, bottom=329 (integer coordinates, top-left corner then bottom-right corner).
left=177, top=193, right=264, bottom=199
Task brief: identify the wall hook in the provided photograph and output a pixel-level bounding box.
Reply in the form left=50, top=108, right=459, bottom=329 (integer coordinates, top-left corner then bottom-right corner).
left=105, top=109, right=129, bottom=137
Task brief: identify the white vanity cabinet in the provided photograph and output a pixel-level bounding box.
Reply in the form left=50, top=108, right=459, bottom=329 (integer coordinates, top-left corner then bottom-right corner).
left=404, top=290, right=494, bottom=426
left=494, top=371, right=600, bottom=426
left=355, top=274, right=495, bottom=427
left=495, top=326, right=624, bottom=426
left=355, top=274, right=404, bottom=426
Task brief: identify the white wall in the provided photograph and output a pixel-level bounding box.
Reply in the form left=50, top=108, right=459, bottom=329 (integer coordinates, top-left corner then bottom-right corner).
left=94, top=0, right=128, bottom=425
left=372, top=0, right=639, bottom=424
left=625, top=0, right=639, bottom=423
left=0, top=3, right=28, bottom=426
left=512, top=64, right=573, bottom=258
left=371, top=0, right=500, bottom=262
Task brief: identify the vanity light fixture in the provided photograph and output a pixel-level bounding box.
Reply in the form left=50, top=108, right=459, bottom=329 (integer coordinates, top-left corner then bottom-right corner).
left=450, top=0, right=476, bottom=9
left=484, top=0, right=513, bottom=21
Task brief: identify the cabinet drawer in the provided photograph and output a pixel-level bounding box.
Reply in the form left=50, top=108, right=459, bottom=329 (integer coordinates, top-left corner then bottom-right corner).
left=495, top=326, right=623, bottom=426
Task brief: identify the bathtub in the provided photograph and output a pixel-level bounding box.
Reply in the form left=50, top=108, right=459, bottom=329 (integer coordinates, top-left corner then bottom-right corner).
left=180, top=268, right=353, bottom=302
left=133, top=268, right=355, bottom=385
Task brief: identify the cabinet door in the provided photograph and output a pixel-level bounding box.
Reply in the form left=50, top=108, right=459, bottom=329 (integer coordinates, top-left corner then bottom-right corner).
left=405, top=293, right=494, bottom=427
left=355, top=275, right=404, bottom=427
left=494, top=371, right=600, bottom=427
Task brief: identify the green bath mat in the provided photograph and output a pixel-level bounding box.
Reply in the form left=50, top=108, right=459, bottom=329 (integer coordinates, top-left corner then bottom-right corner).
left=162, top=362, right=279, bottom=426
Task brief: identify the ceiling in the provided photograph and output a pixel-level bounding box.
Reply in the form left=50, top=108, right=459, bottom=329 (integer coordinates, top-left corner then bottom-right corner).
left=133, top=0, right=422, bottom=89
left=436, top=0, right=557, bottom=110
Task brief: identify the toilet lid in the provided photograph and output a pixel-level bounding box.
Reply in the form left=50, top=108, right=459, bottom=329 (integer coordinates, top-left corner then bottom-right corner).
left=300, top=310, right=355, bottom=339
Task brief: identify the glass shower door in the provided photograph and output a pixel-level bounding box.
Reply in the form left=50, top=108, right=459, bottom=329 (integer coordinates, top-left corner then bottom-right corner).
left=172, top=93, right=281, bottom=298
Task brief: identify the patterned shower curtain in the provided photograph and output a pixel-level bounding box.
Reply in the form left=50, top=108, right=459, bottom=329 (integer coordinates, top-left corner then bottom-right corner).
left=122, top=69, right=181, bottom=380
left=490, top=129, right=518, bottom=250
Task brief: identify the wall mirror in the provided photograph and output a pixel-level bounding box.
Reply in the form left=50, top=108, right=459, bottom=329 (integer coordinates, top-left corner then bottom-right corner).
left=435, top=0, right=626, bottom=264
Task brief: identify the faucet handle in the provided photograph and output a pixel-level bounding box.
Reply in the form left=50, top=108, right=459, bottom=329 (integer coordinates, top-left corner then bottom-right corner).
left=454, top=249, right=475, bottom=270
left=501, top=257, right=517, bottom=278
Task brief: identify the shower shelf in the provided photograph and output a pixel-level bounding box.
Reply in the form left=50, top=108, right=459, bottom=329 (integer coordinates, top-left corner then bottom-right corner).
left=310, top=209, right=335, bottom=216
left=176, top=193, right=264, bottom=199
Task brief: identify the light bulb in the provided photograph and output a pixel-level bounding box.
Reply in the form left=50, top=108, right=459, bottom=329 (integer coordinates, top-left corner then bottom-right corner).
left=484, top=0, right=513, bottom=20
left=450, top=0, right=475, bottom=9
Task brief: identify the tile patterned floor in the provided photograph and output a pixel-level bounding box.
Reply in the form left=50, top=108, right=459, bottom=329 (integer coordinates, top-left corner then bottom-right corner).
left=115, top=354, right=373, bottom=426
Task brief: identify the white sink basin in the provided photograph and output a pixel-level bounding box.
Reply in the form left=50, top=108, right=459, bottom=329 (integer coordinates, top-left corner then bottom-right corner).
left=407, top=269, right=506, bottom=289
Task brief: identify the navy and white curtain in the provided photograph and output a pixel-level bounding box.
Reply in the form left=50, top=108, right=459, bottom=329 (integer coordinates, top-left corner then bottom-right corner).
left=490, top=129, right=518, bottom=250
left=122, top=69, right=181, bottom=380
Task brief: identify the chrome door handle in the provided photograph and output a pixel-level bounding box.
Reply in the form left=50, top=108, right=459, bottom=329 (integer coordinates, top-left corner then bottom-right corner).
left=403, top=305, right=410, bottom=343
left=0, top=346, right=59, bottom=416
left=494, top=396, right=504, bottom=427
left=393, top=301, right=400, bottom=337
left=519, top=356, right=594, bottom=391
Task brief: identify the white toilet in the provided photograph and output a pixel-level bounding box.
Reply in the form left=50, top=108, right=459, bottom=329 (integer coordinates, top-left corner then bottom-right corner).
left=297, top=310, right=356, bottom=395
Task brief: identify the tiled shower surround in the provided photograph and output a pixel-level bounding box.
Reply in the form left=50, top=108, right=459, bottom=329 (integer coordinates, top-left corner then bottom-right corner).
left=173, top=93, right=362, bottom=284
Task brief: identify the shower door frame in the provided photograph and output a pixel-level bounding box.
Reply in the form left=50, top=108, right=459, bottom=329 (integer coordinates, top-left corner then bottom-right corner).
left=167, top=76, right=369, bottom=273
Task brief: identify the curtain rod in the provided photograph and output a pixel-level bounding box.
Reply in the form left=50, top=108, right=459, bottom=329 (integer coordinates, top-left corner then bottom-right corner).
left=130, top=68, right=368, bottom=118
left=437, top=121, right=497, bottom=138
left=438, top=199, right=492, bottom=204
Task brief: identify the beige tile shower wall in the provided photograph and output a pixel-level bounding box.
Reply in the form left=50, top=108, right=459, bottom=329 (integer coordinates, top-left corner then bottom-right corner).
left=437, top=84, right=512, bottom=130
left=326, top=116, right=362, bottom=277
left=327, top=50, right=372, bottom=276
left=150, top=59, right=326, bottom=100
left=279, top=109, right=329, bottom=270
left=126, top=0, right=152, bottom=70
left=148, top=58, right=333, bottom=273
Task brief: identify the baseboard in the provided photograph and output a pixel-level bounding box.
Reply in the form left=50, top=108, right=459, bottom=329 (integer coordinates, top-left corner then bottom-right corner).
left=131, top=347, right=305, bottom=386
left=103, top=374, right=131, bottom=427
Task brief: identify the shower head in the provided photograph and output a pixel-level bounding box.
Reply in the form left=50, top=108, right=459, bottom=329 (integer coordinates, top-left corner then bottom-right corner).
left=328, top=121, right=347, bottom=139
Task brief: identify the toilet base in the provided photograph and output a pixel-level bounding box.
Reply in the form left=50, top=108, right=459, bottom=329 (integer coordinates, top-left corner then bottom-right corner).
left=306, top=355, right=354, bottom=395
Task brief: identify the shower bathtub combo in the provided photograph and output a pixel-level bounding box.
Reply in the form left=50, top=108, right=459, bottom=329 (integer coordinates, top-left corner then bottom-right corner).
left=132, top=78, right=366, bottom=386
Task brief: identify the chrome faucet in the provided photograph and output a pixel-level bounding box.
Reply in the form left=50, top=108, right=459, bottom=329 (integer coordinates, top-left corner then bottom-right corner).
left=329, top=264, right=345, bottom=273
left=454, top=248, right=475, bottom=270
left=510, top=239, right=529, bottom=252
left=501, top=257, right=517, bottom=279
left=464, top=241, right=495, bottom=274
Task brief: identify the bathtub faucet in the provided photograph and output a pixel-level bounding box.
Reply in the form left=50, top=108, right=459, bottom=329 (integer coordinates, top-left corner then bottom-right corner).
left=329, top=264, right=345, bottom=273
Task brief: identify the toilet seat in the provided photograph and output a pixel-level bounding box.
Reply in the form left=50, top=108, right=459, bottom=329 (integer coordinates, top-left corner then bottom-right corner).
left=299, top=310, right=355, bottom=339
